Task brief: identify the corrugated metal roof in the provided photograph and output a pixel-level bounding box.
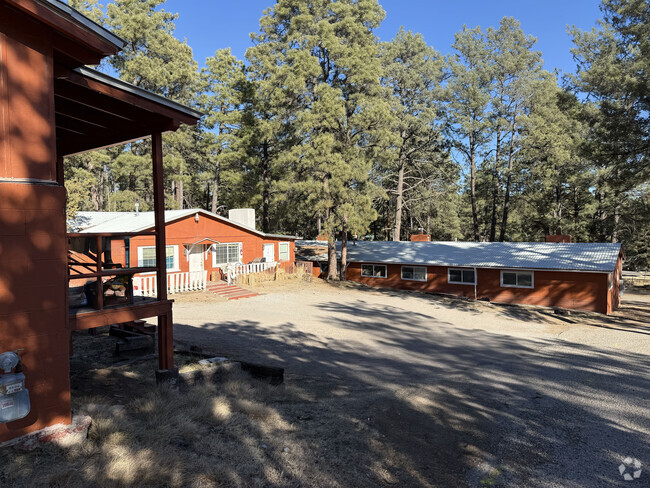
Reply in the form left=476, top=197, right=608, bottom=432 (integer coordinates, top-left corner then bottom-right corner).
left=69, top=209, right=299, bottom=240
left=296, top=240, right=622, bottom=273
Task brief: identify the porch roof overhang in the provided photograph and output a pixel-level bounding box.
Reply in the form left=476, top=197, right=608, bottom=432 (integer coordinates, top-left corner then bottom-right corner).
left=5, top=0, right=125, bottom=67
left=54, top=66, right=203, bottom=157
left=183, top=238, right=222, bottom=248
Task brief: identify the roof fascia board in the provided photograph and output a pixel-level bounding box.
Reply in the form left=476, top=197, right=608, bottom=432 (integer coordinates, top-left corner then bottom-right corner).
left=340, top=260, right=615, bottom=273
left=74, top=67, right=204, bottom=121
left=9, top=0, right=124, bottom=52
left=133, top=209, right=295, bottom=240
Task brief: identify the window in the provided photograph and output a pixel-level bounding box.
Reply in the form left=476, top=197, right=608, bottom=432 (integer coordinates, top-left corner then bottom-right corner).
left=278, top=242, right=290, bottom=262
left=138, top=245, right=178, bottom=271
left=401, top=266, right=427, bottom=282
left=361, top=264, right=387, bottom=278
left=212, top=243, right=241, bottom=266
left=448, top=268, right=475, bottom=285
left=500, top=270, right=534, bottom=288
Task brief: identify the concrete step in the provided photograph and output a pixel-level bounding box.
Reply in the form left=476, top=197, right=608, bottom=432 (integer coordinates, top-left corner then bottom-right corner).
left=205, top=281, right=258, bottom=300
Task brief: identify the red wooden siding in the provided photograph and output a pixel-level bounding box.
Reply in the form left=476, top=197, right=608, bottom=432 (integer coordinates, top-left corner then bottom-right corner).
left=346, top=260, right=621, bottom=315
left=123, top=213, right=295, bottom=274
left=0, top=5, right=56, bottom=181
left=0, top=8, right=71, bottom=442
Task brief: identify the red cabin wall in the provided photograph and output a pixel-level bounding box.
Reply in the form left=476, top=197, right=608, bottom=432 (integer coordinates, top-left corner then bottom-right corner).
left=0, top=10, right=70, bottom=442
left=346, top=262, right=611, bottom=314
left=126, top=214, right=295, bottom=276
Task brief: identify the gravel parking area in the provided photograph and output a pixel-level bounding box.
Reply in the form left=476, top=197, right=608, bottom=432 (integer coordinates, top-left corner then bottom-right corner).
left=171, top=280, right=650, bottom=487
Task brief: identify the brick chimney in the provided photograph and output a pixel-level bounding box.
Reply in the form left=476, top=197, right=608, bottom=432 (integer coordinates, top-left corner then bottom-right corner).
left=410, top=234, right=431, bottom=242
left=545, top=235, right=572, bottom=243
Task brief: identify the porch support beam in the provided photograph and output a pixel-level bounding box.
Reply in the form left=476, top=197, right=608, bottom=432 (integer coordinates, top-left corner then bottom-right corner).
left=152, top=131, right=174, bottom=371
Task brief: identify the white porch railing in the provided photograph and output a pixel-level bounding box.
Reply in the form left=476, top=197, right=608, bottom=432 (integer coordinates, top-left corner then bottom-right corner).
left=225, top=261, right=276, bottom=285
left=133, top=270, right=208, bottom=297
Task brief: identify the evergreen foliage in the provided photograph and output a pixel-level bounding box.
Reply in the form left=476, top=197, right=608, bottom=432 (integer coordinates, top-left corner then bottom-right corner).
left=65, top=0, right=650, bottom=270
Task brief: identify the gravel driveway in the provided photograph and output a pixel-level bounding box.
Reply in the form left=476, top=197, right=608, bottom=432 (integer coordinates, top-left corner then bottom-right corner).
left=170, top=281, right=650, bottom=487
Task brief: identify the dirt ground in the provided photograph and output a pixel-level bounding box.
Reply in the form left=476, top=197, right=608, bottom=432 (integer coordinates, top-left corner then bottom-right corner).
left=1, top=280, right=648, bottom=488
left=170, top=280, right=649, bottom=487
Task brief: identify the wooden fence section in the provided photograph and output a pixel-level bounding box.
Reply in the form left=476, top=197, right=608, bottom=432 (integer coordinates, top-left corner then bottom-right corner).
left=226, top=261, right=277, bottom=285
left=133, top=270, right=208, bottom=297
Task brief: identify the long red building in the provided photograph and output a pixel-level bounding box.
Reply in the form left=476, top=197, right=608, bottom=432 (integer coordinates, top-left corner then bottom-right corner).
left=300, top=240, right=624, bottom=314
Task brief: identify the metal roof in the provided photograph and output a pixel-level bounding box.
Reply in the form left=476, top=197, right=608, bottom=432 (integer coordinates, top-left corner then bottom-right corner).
left=76, top=67, right=205, bottom=120
left=296, top=240, right=622, bottom=273
left=69, top=209, right=299, bottom=240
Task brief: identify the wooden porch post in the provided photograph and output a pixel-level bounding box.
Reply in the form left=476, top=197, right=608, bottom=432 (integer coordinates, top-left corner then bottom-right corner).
left=152, top=131, right=174, bottom=371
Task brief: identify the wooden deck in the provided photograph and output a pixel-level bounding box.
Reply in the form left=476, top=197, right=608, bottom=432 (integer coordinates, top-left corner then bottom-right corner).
left=69, top=298, right=172, bottom=331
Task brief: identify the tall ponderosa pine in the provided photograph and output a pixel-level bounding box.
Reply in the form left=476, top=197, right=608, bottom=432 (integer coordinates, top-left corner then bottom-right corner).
left=445, top=26, right=492, bottom=241
left=202, top=48, right=247, bottom=214
left=65, top=0, right=201, bottom=212
left=570, top=0, right=649, bottom=244
left=248, top=0, right=390, bottom=279
left=379, top=29, right=455, bottom=241
left=485, top=18, right=544, bottom=241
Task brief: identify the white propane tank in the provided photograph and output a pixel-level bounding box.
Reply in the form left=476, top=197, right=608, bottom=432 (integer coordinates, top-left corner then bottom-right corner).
left=0, top=352, right=31, bottom=423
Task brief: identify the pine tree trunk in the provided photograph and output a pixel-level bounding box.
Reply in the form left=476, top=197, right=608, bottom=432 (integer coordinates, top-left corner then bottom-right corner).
left=394, top=162, right=405, bottom=241
left=341, top=216, right=348, bottom=281
left=498, top=124, right=517, bottom=242
left=499, top=172, right=512, bottom=242
left=98, top=168, right=105, bottom=211
left=470, top=139, right=479, bottom=241
left=178, top=179, right=184, bottom=209
left=612, top=200, right=620, bottom=243
left=327, top=234, right=338, bottom=280
left=491, top=128, right=502, bottom=242
left=323, top=175, right=338, bottom=280
left=211, top=163, right=220, bottom=213
left=262, top=142, right=270, bottom=233
left=317, top=216, right=322, bottom=236
left=489, top=168, right=499, bottom=242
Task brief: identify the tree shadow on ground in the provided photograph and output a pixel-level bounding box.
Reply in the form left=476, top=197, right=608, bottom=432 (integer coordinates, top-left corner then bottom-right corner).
left=325, top=279, right=650, bottom=335
left=2, top=297, right=648, bottom=488
left=166, top=298, right=650, bottom=487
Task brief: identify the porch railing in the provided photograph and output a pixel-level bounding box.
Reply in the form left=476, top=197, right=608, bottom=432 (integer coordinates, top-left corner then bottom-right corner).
left=133, top=270, right=208, bottom=297
left=225, top=261, right=277, bottom=285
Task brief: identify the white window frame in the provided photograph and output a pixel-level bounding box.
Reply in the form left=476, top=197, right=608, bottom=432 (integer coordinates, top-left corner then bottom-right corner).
left=278, top=242, right=290, bottom=262
left=448, top=268, right=476, bottom=285
left=212, top=242, right=242, bottom=267
left=401, top=266, right=427, bottom=282
left=500, top=270, right=534, bottom=289
left=361, top=264, right=387, bottom=279
left=137, top=245, right=180, bottom=273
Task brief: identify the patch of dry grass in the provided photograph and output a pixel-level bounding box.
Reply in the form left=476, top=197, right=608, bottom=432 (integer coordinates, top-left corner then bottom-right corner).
left=0, top=362, right=390, bottom=488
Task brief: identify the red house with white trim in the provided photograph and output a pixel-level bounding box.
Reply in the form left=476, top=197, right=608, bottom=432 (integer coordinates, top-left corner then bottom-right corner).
left=69, top=209, right=297, bottom=280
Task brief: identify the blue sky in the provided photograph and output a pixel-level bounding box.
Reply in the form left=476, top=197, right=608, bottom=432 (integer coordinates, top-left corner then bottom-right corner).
left=164, top=0, right=604, bottom=74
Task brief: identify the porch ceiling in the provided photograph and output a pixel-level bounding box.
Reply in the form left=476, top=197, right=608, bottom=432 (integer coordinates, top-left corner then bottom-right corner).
left=54, top=66, right=202, bottom=157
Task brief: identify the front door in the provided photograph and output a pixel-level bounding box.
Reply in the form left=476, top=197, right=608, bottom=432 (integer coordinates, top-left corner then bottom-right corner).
left=189, top=246, right=204, bottom=273
left=263, top=243, right=275, bottom=263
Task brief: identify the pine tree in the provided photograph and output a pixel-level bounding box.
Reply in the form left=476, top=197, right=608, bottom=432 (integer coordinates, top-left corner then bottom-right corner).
left=379, top=29, right=456, bottom=241
left=248, top=0, right=390, bottom=278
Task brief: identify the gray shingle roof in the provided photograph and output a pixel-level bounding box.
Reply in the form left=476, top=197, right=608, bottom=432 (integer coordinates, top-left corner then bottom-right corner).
left=296, top=240, right=622, bottom=273
left=69, top=209, right=298, bottom=240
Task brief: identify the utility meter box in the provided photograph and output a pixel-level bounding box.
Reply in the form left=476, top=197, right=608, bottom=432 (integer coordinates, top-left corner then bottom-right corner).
left=0, top=352, right=30, bottom=423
